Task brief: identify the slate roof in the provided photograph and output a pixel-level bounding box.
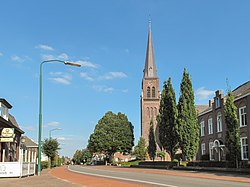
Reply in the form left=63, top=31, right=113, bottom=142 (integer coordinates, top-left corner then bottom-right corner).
left=233, top=81, right=250, bottom=98
left=195, top=105, right=209, bottom=113
left=22, top=136, right=38, bottom=147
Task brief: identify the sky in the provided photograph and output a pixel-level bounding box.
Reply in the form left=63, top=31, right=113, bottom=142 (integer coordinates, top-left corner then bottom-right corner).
left=0, top=0, right=249, bottom=158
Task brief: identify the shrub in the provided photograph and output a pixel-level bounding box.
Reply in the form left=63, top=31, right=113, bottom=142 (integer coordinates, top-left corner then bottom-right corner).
left=41, top=161, right=48, bottom=170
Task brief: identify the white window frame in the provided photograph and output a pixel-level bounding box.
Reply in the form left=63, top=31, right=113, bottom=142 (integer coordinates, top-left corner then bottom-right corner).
left=208, top=117, right=213, bottom=134
left=240, top=137, right=248, bottom=160
left=215, top=97, right=220, bottom=108
left=209, top=142, right=214, bottom=160
left=200, top=121, right=205, bottom=136
left=239, top=106, right=247, bottom=127
left=217, top=113, right=222, bottom=132
left=201, top=143, right=206, bottom=155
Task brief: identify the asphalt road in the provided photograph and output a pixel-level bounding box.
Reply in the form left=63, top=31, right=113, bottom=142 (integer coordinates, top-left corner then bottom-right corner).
left=68, top=165, right=250, bottom=187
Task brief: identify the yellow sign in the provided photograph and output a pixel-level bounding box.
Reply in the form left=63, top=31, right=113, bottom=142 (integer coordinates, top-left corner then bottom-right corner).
left=1, top=128, right=14, bottom=138
left=0, top=138, right=14, bottom=142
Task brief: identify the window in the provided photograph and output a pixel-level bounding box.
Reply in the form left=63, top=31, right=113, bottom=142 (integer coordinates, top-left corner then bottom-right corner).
left=154, top=107, right=157, bottom=116
left=147, top=107, right=150, bottom=118
left=239, top=106, right=247, bottom=127
left=215, top=97, right=220, bottom=108
left=208, top=117, right=213, bottom=134
left=217, top=113, right=222, bottom=132
left=200, top=121, right=205, bottom=136
left=240, top=137, right=248, bottom=160
left=151, top=107, right=153, bottom=118
left=152, top=87, right=156, bottom=98
left=201, top=143, right=206, bottom=155
left=147, top=87, right=151, bottom=98
left=209, top=142, right=214, bottom=160
left=0, top=104, right=8, bottom=120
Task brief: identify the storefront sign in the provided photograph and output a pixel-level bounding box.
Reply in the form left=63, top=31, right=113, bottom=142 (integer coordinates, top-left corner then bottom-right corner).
left=1, top=128, right=14, bottom=138
left=0, top=138, right=14, bottom=142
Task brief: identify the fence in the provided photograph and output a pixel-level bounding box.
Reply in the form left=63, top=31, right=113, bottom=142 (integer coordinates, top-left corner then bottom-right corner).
left=0, top=148, right=36, bottom=177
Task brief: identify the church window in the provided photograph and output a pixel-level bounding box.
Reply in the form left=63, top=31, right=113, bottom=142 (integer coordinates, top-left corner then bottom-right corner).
left=147, top=107, right=150, bottom=118
left=151, top=107, right=153, bottom=118
left=152, top=87, right=156, bottom=98
left=147, top=87, right=151, bottom=98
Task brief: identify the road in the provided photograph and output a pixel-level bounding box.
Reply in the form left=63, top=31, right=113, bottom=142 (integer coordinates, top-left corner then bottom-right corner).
left=68, top=165, right=250, bottom=187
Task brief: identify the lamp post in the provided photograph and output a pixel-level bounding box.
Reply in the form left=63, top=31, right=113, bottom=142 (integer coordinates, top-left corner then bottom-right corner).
left=38, top=60, right=80, bottom=176
left=49, top=128, right=62, bottom=139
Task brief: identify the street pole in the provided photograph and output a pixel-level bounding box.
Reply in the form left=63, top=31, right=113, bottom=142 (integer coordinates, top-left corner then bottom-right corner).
left=37, top=60, right=80, bottom=176
left=49, top=128, right=62, bottom=139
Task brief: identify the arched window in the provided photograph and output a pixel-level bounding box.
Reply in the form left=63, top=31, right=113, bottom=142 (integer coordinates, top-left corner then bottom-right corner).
left=151, top=107, right=153, bottom=118
left=147, top=107, right=150, bottom=118
left=217, top=112, right=222, bottom=132
left=152, top=87, right=156, bottom=98
left=154, top=107, right=157, bottom=116
left=147, top=87, right=151, bottom=98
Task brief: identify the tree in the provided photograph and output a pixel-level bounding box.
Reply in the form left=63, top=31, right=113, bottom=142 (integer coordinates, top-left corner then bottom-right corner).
left=87, top=111, right=134, bottom=162
left=82, top=149, right=92, bottom=164
left=177, top=68, right=199, bottom=160
left=225, top=91, right=241, bottom=168
left=148, top=120, right=156, bottom=161
left=42, top=138, right=60, bottom=168
left=133, top=137, right=146, bottom=160
left=157, top=78, right=178, bottom=161
left=72, top=149, right=83, bottom=165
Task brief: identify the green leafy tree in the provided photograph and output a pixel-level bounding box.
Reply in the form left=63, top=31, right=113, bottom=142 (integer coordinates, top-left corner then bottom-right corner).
left=72, top=149, right=83, bottom=165
left=87, top=111, right=134, bottom=162
left=147, top=120, right=156, bottom=161
left=225, top=91, right=241, bottom=168
left=133, top=137, right=146, bottom=160
left=157, top=78, right=178, bottom=161
left=42, top=138, right=60, bottom=168
left=82, top=149, right=92, bottom=164
left=177, top=68, right=199, bottom=160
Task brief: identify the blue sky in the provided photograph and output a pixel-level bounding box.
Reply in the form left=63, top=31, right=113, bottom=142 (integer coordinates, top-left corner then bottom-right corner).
left=0, top=0, right=249, bottom=157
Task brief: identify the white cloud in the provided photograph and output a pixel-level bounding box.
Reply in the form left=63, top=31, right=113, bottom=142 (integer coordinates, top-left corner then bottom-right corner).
left=11, top=55, right=31, bottom=62
left=41, top=54, right=55, bottom=61
left=36, top=44, right=54, bottom=51
left=57, top=137, right=73, bottom=141
left=93, top=85, right=114, bottom=93
left=75, top=60, right=97, bottom=68
left=58, top=53, right=69, bottom=60
left=100, top=71, right=127, bottom=80
left=41, top=53, right=69, bottom=61
left=20, top=125, right=36, bottom=131
left=46, top=121, right=60, bottom=127
left=49, top=72, right=72, bottom=85
left=195, top=87, right=214, bottom=100
left=80, top=72, right=94, bottom=81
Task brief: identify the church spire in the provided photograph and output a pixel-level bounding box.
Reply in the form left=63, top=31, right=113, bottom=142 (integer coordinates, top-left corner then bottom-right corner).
left=143, top=17, right=157, bottom=78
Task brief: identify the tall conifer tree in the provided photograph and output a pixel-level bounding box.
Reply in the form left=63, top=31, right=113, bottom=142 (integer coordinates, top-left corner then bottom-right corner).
left=225, top=91, right=240, bottom=167
left=177, top=68, right=199, bottom=160
left=148, top=120, right=157, bottom=161
left=157, top=78, right=178, bottom=161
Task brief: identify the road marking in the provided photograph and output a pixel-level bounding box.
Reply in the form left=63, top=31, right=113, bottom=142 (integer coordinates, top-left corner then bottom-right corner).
left=68, top=166, right=178, bottom=187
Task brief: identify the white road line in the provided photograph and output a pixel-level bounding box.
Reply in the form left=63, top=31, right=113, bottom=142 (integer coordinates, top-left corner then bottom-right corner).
left=68, top=166, right=178, bottom=187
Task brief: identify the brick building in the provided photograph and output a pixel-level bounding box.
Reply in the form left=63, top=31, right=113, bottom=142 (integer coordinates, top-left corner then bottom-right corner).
left=197, top=81, right=249, bottom=161
left=140, top=20, right=160, bottom=148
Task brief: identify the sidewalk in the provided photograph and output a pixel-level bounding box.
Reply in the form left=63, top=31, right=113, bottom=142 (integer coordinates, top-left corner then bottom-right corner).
left=0, top=168, right=81, bottom=187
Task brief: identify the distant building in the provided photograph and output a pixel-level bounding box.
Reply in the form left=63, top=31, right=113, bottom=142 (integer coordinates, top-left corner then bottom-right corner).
left=21, top=136, right=38, bottom=160
left=0, top=98, right=24, bottom=162
left=197, top=81, right=250, bottom=161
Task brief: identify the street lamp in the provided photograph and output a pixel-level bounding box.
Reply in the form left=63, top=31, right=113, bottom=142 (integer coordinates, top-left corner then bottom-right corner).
left=49, top=128, right=62, bottom=139
left=38, top=60, right=80, bottom=176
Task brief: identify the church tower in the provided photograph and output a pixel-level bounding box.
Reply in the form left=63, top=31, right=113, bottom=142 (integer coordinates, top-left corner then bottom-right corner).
left=141, top=20, right=160, bottom=146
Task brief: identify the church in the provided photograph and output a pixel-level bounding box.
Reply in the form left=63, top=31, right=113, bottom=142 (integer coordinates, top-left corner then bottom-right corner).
left=140, top=20, right=161, bottom=151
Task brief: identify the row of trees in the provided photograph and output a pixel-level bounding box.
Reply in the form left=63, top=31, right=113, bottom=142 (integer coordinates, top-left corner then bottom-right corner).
left=156, top=68, right=199, bottom=161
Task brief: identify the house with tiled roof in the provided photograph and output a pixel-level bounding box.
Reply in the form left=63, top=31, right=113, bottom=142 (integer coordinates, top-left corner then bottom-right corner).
left=197, top=81, right=249, bottom=161
left=0, top=98, right=24, bottom=162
